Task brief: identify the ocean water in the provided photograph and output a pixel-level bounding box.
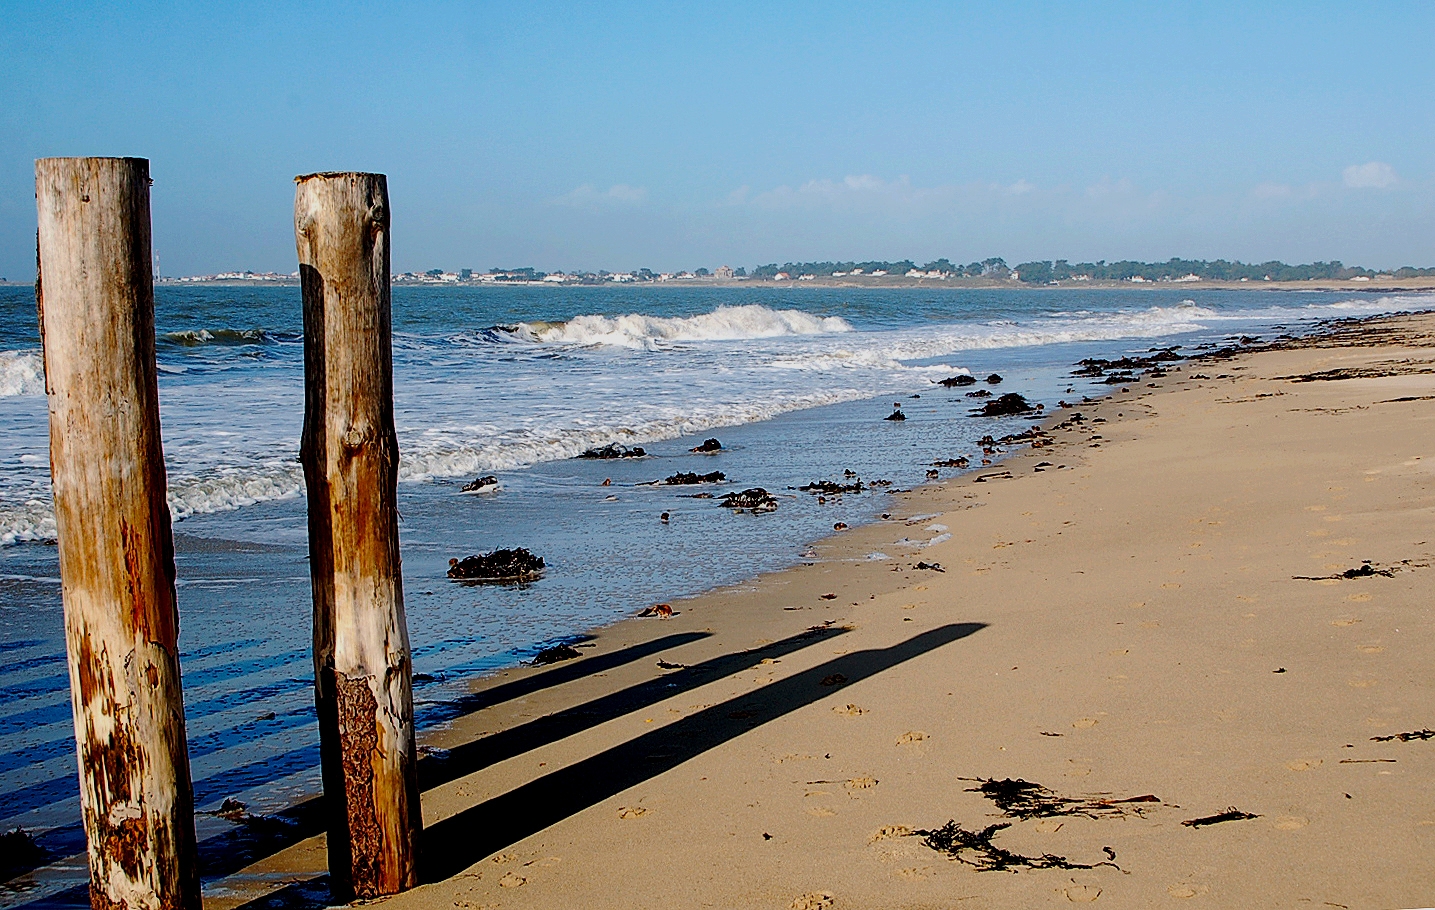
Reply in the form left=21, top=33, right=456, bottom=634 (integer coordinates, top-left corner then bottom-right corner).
left=0, top=283, right=1429, bottom=905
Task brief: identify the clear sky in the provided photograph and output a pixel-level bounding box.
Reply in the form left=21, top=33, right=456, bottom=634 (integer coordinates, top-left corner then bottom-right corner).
left=2, top=1, right=1432, bottom=278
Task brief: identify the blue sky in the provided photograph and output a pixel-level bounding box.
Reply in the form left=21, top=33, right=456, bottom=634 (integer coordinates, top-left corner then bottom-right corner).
left=2, top=1, right=1432, bottom=277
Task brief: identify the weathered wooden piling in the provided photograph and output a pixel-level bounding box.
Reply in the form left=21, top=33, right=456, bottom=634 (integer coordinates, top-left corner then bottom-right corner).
left=34, top=157, right=200, bottom=910
left=294, top=172, right=421, bottom=899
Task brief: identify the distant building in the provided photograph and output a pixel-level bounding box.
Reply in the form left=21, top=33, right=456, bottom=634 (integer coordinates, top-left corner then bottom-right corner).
left=773, top=272, right=790, bottom=281
left=714, top=265, right=734, bottom=279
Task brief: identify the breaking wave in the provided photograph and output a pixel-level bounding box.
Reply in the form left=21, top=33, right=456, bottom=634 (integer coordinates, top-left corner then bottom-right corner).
left=500, top=304, right=853, bottom=348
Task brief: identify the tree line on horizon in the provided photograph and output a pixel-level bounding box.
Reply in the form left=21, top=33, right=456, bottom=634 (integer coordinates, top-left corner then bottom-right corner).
left=748, top=257, right=1435, bottom=283
left=423, top=257, right=1435, bottom=284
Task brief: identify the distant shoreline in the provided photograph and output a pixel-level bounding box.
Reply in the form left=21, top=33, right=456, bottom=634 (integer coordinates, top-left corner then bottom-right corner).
left=4, top=276, right=1434, bottom=293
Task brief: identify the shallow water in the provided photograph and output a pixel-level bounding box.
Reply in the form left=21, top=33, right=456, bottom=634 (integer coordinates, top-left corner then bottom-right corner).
left=0, top=284, right=1429, bottom=906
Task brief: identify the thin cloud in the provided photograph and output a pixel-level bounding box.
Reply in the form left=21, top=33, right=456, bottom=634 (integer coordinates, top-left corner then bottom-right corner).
left=552, top=183, right=649, bottom=207
left=1342, top=161, right=1398, bottom=189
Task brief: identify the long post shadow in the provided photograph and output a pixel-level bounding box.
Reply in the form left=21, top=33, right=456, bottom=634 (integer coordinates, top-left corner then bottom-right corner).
left=416, top=624, right=852, bottom=792
left=421, top=623, right=984, bottom=882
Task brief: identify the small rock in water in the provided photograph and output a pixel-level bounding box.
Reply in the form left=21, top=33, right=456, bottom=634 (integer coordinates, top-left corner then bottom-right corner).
left=985, top=373, right=1003, bottom=384
left=966, top=389, right=992, bottom=398
left=690, top=437, right=723, bottom=453
left=939, top=374, right=977, bottom=387
left=580, top=443, right=646, bottom=459
left=448, top=548, right=546, bottom=582
left=720, top=488, right=779, bottom=513
left=460, top=475, right=499, bottom=494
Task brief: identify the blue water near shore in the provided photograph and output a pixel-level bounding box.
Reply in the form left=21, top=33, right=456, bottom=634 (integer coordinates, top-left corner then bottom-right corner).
left=0, top=283, right=1430, bottom=905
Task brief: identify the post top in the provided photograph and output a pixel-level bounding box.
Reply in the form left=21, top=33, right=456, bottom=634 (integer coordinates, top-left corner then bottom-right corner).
left=294, top=171, right=386, bottom=184
left=36, top=156, right=149, bottom=165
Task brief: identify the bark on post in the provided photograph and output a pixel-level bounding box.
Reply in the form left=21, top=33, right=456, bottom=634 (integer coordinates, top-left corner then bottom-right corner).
left=294, top=172, right=420, bottom=899
left=34, top=157, right=200, bottom=910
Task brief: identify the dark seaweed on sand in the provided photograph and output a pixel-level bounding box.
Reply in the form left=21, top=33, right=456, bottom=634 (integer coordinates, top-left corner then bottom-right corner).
left=912, top=821, right=1119, bottom=873
left=1294, top=560, right=1399, bottom=580
left=447, top=547, right=546, bottom=581
left=1371, top=728, right=1435, bottom=743
left=531, top=644, right=582, bottom=665
left=1181, top=808, right=1259, bottom=828
left=963, top=778, right=1162, bottom=821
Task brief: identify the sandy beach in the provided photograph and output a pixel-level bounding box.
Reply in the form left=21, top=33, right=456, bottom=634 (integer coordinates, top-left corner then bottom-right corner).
left=188, top=310, right=1435, bottom=909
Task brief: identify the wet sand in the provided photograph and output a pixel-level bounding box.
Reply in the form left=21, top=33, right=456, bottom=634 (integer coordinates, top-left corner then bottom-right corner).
left=212, top=312, right=1435, bottom=909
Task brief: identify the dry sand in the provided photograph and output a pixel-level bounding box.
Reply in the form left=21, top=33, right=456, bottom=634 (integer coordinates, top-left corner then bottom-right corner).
left=219, top=312, right=1435, bottom=910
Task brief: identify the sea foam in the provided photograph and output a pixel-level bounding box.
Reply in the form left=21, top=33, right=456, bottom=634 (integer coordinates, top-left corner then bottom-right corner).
left=0, top=351, right=44, bottom=398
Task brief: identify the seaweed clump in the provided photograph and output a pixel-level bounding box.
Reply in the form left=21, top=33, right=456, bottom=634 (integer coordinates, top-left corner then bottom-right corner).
left=448, top=548, right=545, bottom=582
left=0, top=827, right=47, bottom=877
left=912, top=821, right=1116, bottom=873
left=799, top=479, right=863, bottom=495
left=976, top=394, right=1039, bottom=417
left=531, top=644, right=582, bottom=665
left=938, top=374, right=978, bottom=387
left=690, top=438, right=723, bottom=453
left=656, top=471, right=725, bottom=485
left=964, top=777, right=1162, bottom=820
left=580, top=443, right=646, bottom=459
left=719, top=488, right=778, bottom=513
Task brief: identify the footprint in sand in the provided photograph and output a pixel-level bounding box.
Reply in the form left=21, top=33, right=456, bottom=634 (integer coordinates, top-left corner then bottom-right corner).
left=1357, top=645, right=1385, bottom=654
left=790, top=893, right=835, bottom=910
left=1035, top=819, right=1064, bottom=833
left=1062, top=883, right=1102, bottom=902
left=1072, top=717, right=1100, bottom=729
left=1168, top=883, right=1209, bottom=899
left=1285, top=758, right=1323, bottom=771
left=1348, top=678, right=1378, bottom=688
left=1273, top=816, right=1309, bottom=830
left=845, top=777, right=879, bottom=790
left=870, top=825, right=913, bottom=842
left=617, top=806, right=649, bottom=819
left=1140, top=621, right=1161, bottom=629
left=498, top=873, right=526, bottom=888
left=807, top=807, right=837, bottom=817
left=896, top=731, right=927, bottom=746
left=1331, top=618, right=1361, bottom=627
left=1161, top=582, right=1181, bottom=589
left=834, top=704, right=868, bottom=716
left=1347, top=593, right=1373, bottom=603
left=897, top=866, right=935, bottom=880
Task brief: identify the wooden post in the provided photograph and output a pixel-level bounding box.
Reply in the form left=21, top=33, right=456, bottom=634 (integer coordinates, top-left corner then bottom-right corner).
left=35, top=157, right=200, bottom=910
left=294, top=172, right=420, bottom=899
